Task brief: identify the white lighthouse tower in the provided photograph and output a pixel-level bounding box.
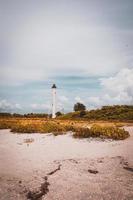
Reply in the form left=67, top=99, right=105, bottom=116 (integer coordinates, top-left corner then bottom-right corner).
left=51, top=84, right=57, bottom=118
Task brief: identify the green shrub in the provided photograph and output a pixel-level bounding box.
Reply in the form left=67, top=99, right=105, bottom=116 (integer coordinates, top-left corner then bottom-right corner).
left=74, top=102, right=86, bottom=111
left=59, top=105, right=133, bottom=121
left=73, top=124, right=129, bottom=140
left=90, top=124, right=129, bottom=140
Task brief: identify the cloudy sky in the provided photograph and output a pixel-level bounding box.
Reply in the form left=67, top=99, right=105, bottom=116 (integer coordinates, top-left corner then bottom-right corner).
left=0, top=0, right=133, bottom=113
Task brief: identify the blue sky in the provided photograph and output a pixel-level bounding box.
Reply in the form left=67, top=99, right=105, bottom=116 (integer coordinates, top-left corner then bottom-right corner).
left=0, top=0, right=133, bottom=113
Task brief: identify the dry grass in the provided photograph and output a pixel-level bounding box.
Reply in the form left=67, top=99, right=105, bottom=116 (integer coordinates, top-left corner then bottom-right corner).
left=72, top=124, right=129, bottom=140
left=0, top=118, right=130, bottom=140
left=23, top=138, right=34, bottom=144
left=10, top=121, right=66, bottom=134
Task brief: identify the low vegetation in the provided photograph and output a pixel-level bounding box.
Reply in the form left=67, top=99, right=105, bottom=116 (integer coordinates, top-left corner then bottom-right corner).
left=0, top=119, right=16, bottom=129
left=0, top=118, right=130, bottom=140
left=73, top=124, right=129, bottom=140
left=11, top=121, right=66, bottom=134
left=0, top=112, right=48, bottom=118
left=0, top=105, right=133, bottom=121
left=59, top=105, right=133, bottom=121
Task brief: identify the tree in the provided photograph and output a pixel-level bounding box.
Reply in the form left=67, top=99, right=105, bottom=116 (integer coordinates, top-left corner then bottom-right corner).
left=74, top=102, right=86, bottom=112
left=56, top=111, right=62, bottom=117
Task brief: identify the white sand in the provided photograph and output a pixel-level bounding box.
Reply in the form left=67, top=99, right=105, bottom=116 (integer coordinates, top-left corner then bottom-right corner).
left=0, top=127, right=133, bottom=200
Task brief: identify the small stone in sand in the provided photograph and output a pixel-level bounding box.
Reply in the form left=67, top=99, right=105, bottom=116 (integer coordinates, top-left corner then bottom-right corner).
left=123, top=166, right=133, bottom=172
left=88, top=169, right=98, bottom=174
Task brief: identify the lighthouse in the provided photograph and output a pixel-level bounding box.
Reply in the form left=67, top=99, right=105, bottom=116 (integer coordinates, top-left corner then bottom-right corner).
left=51, top=84, right=57, bottom=118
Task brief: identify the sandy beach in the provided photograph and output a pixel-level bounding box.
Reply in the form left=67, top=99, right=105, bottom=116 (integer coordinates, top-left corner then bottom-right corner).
left=0, top=127, right=133, bottom=200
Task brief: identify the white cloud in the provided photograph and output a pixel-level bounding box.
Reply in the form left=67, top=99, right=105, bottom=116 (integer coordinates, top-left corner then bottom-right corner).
left=87, top=68, right=133, bottom=108
left=30, top=101, right=68, bottom=113
left=0, top=99, right=22, bottom=112
left=15, top=103, right=22, bottom=109
left=58, top=95, right=69, bottom=103
left=101, top=68, right=133, bottom=96
left=30, top=103, right=51, bottom=110
left=75, top=96, right=85, bottom=104
left=87, top=96, right=102, bottom=107
left=1, top=1, right=133, bottom=85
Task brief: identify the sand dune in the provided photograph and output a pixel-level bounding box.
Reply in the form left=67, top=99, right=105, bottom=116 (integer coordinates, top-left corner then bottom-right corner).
left=0, top=127, right=133, bottom=200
